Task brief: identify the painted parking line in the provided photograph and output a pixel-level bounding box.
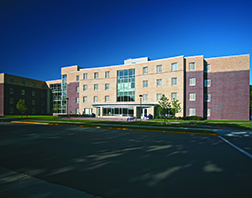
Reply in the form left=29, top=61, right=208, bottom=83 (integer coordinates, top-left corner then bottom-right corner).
left=10, top=121, right=218, bottom=136
left=219, top=136, right=252, bottom=160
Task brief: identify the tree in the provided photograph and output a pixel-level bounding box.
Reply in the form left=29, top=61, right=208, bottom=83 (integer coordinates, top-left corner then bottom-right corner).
left=171, top=100, right=182, bottom=116
left=158, top=94, right=171, bottom=124
left=16, top=99, right=27, bottom=117
left=53, top=103, right=60, bottom=113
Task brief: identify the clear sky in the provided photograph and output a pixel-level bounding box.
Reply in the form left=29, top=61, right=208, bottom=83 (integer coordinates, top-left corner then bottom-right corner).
left=1, top=0, right=252, bottom=83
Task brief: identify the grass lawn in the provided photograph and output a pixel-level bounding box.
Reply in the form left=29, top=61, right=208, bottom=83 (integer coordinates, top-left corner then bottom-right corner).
left=1, top=115, right=251, bottom=130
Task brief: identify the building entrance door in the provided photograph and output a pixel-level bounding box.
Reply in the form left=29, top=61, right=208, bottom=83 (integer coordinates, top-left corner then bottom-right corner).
left=142, top=108, right=148, bottom=118
left=97, top=107, right=100, bottom=117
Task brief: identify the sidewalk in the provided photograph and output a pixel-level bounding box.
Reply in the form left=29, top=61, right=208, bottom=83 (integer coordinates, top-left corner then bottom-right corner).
left=0, top=166, right=103, bottom=198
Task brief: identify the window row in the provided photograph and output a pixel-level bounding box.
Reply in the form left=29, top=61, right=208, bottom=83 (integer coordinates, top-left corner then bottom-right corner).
left=9, top=79, right=39, bottom=87
left=9, top=107, right=45, bottom=114
left=9, top=98, right=45, bottom=105
left=80, top=83, right=110, bottom=92
left=79, top=71, right=110, bottom=81
left=188, top=78, right=211, bottom=87
left=189, top=108, right=211, bottom=117
left=188, top=93, right=211, bottom=102
left=143, top=78, right=177, bottom=88
left=9, top=88, right=45, bottom=97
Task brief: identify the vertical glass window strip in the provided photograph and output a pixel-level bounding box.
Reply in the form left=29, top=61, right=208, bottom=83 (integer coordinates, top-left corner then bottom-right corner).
left=117, top=69, right=135, bottom=102
left=171, top=63, right=177, bottom=71
left=189, top=62, right=196, bottom=70
left=76, top=75, right=79, bottom=81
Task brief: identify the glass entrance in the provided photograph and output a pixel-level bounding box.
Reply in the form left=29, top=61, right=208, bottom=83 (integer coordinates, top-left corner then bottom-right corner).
left=142, top=108, right=148, bottom=118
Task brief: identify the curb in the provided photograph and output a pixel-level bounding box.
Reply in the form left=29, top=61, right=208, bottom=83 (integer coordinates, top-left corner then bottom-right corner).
left=10, top=121, right=219, bottom=136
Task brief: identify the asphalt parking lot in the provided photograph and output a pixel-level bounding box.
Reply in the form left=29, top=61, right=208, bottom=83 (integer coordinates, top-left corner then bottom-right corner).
left=0, top=122, right=252, bottom=198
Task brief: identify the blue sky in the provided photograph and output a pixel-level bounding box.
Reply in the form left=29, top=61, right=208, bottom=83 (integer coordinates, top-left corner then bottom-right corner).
left=1, top=0, right=252, bottom=83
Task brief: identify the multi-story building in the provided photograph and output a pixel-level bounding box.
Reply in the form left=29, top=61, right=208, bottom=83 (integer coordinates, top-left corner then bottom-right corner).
left=0, top=73, right=51, bottom=115
left=55, top=54, right=250, bottom=120
left=1, top=54, right=250, bottom=120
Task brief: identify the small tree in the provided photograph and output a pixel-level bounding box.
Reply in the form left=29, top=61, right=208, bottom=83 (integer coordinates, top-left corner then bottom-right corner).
left=16, top=99, right=27, bottom=117
left=158, top=94, right=171, bottom=124
left=171, top=100, right=182, bottom=116
left=53, top=103, right=60, bottom=113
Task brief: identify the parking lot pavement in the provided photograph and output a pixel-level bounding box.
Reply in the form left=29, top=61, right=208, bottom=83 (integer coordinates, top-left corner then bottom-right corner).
left=0, top=166, right=103, bottom=198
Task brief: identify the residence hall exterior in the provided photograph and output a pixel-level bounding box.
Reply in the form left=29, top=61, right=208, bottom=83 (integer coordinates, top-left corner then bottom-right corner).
left=0, top=73, right=51, bottom=115
left=46, top=54, right=249, bottom=120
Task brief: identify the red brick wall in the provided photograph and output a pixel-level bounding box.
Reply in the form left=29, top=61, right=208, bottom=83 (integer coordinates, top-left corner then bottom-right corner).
left=207, top=70, right=249, bottom=120
left=185, top=71, right=204, bottom=117
left=67, top=82, right=79, bottom=114
left=0, top=84, right=4, bottom=115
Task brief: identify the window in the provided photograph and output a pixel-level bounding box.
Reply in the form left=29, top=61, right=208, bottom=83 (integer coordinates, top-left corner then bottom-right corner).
left=207, top=109, right=211, bottom=117
left=156, top=79, right=162, bottom=87
left=32, top=100, right=36, bottom=105
left=171, top=78, right=177, bottom=86
left=189, top=62, right=195, bottom=70
left=94, top=84, right=98, bottom=91
left=21, top=90, right=25, bottom=95
left=10, top=98, right=14, bottom=104
left=76, top=86, right=79, bottom=92
left=9, top=107, right=13, bottom=114
left=189, top=78, right=196, bottom=86
left=83, top=96, right=87, bottom=103
left=10, top=79, right=14, bottom=84
left=76, top=97, right=79, bottom=103
left=157, top=93, right=162, bottom=101
left=94, top=72, right=99, bottom=79
left=76, top=108, right=79, bottom=114
left=105, top=96, right=109, bottom=102
left=156, top=65, right=162, bottom=73
left=205, top=64, right=210, bottom=72
left=83, top=73, right=88, bottom=80
left=22, top=99, right=25, bottom=104
left=105, top=71, right=110, bottom=78
left=83, top=84, right=87, bottom=91
left=189, top=93, right=196, bottom=101
left=105, top=83, right=109, bottom=90
left=10, top=88, right=14, bottom=94
left=84, top=108, right=93, bottom=115
left=143, top=94, right=148, bottom=101
left=76, top=75, right=79, bottom=81
left=94, top=96, right=98, bottom=102
left=171, top=63, right=177, bottom=71
left=171, top=93, right=177, bottom=101
left=143, top=80, right=148, bottom=88
left=205, top=79, right=211, bottom=87
left=143, top=67, right=148, bottom=74
left=205, top=94, right=211, bottom=102
left=32, top=108, right=35, bottom=114
left=189, top=108, right=196, bottom=116
left=32, top=91, right=35, bottom=96
left=21, top=81, right=25, bottom=86
left=41, top=92, right=44, bottom=97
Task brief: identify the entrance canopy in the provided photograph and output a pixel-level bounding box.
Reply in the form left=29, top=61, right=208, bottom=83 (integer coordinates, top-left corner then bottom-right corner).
left=92, top=103, right=157, bottom=108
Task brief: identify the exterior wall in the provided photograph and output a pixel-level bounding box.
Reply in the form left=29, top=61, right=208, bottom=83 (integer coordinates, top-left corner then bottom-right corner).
left=185, top=56, right=204, bottom=117
left=0, top=83, right=4, bottom=115
left=205, top=55, right=250, bottom=120
left=67, top=82, right=80, bottom=114
left=1, top=73, right=50, bottom=115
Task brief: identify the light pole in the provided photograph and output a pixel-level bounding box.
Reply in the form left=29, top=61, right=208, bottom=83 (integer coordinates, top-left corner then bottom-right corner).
left=139, top=94, right=143, bottom=121
left=66, top=97, right=69, bottom=115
